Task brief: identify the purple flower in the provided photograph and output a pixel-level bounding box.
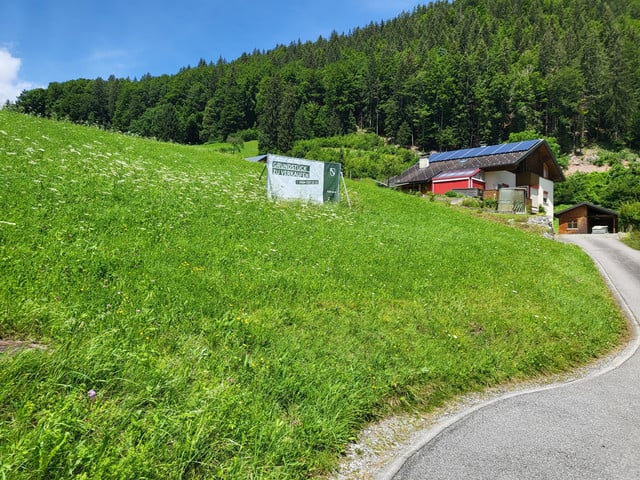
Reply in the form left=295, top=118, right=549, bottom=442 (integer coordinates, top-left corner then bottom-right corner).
left=88, top=389, right=97, bottom=402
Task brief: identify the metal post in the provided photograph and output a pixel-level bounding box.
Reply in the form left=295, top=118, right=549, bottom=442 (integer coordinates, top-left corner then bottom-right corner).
left=341, top=172, right=351, bottom=209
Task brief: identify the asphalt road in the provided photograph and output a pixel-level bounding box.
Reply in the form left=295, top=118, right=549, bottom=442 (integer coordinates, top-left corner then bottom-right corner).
left=381, top=234, right=640, bottom=480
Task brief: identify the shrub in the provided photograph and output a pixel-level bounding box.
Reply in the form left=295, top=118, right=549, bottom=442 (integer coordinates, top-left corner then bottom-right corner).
left=225, top=134, right=244, bottom=153
left=462, top=197, right=482, bottom=208
left=236, top=128, right=260, bottom=141
left=482, top=198, right=498, bottom=210
left=620, top=202, right=640, bottom=231
left=289, top=133, right=416, bottom=180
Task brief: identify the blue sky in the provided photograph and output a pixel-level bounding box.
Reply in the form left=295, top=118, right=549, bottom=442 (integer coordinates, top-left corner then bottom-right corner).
left=0, top=0, right=420, bottom=104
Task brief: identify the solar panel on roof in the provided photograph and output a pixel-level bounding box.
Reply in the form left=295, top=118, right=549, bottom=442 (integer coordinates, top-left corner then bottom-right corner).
left=474, top=146, right=492, bottom=157
left=460, top=148, right=480, bottom=159
left=506, top=142, right=523, bottom=152
left=519, top=139, right=540, bottom=151
left=481, top=145, right=501, bottom=155
left=492, top=143, right=508, bottom=154
left=428, top=139, right=541, bottom=163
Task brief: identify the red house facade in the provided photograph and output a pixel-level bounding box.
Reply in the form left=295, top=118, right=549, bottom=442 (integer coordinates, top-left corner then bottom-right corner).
left=431, top=168, right=485, bottom=194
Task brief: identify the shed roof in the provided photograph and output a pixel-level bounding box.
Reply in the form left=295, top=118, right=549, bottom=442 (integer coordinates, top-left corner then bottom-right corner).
left=554, top=202, right=618, bottom=218
left=388, top=139, right=564, bottom=188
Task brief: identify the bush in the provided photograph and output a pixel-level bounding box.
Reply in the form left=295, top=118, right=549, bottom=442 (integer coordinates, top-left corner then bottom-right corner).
left=225, top=134, right=244, bottom=153
left=482, top=198, right=498, bottom=210
left=236, top=128, right=260, bottom=141
left=462, top=197, right=482, bottom=208
left=289, top=133, right=416, bottom=180
left=621, top=231, right=640, bottom=250
left=620, top=202, right=640, bottom=231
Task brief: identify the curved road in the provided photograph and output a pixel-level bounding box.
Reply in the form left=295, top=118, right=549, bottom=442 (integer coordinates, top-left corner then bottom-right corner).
left=382, top=234, right=640, bottom=480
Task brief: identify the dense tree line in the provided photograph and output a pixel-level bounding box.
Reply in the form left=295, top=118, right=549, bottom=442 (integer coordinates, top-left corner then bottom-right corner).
left=11, top=0, right=640, bottom=154
left=556, top=159, right=640, bottom=210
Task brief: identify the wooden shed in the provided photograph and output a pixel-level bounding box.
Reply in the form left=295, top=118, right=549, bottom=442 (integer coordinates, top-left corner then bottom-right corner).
left=555, top=202, right=618, bottom=234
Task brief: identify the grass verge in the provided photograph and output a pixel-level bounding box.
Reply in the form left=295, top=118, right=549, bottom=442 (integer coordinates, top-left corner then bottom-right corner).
left=621, top=231, right=640, bottom=250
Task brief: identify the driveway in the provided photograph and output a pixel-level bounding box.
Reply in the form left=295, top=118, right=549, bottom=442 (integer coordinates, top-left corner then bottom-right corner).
left=381, top=234, right=640, bottom=480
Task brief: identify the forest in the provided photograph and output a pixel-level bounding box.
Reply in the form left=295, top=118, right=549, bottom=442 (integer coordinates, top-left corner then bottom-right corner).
left=10, top=0, right=640, bottom=157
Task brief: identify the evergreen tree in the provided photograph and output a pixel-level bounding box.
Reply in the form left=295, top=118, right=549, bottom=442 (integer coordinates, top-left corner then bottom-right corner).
left=11, top=0, right=640, bottom=152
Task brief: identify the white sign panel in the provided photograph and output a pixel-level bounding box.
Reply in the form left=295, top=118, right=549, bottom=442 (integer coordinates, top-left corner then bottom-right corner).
left=266, top=154, right=340, bottom=203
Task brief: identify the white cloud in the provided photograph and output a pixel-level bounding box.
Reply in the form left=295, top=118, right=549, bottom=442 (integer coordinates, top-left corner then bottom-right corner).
left=0, top=47, right=34, bottom=106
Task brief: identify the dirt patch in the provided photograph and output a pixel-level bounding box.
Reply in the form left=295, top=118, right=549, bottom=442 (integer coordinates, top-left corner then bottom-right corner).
left=566, top=148, right=610, bottom=175
left=0, top=339, right=48, bottom=353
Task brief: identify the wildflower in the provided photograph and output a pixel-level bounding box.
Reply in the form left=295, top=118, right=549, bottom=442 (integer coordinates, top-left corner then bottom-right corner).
left=88, top=389, right=97, bottom=402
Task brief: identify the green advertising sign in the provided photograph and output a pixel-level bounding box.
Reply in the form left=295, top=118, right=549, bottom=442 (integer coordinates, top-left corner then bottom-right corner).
left=323, top=162, right=341, bottom=202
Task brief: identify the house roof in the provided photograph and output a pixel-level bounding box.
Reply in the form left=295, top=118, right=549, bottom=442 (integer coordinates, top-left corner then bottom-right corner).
left=429, top=140, right=541, bottom=163
left=388, top=139, right=564, bottom=188
left=554, top=202, right=618, bottom=218
left=432, top=167, right=482, bottom=181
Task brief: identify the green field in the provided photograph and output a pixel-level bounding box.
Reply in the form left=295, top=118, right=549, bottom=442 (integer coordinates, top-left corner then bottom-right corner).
left=0, top=111, right=628, bottom=479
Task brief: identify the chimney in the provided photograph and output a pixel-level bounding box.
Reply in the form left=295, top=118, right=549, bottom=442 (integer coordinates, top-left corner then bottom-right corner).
left=419, top=155, right=430, bottom=169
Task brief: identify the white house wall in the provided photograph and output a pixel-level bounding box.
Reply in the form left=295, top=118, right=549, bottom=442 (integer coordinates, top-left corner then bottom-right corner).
left=540, top=176, right=554, bottom=217
left=485, top=171, right=516, bottom=189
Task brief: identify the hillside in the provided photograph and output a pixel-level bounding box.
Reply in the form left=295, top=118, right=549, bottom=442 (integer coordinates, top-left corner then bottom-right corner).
left=0, top=111, right=628, bottom=479
left=11, top=0, right=640, bottom=156
left=566, top=149, right=612, bottom=175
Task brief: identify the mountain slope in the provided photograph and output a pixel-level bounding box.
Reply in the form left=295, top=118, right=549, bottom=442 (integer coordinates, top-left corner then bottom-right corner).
left=13, top=0, right=640, bottom=154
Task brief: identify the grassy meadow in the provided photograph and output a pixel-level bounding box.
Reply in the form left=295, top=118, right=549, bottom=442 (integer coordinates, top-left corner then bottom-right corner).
left=622, top=231, right=640, bottom=250
left=0, top=111, right=628, bottom=479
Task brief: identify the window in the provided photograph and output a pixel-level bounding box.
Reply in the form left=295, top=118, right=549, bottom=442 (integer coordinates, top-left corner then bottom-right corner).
left=567, top=219, right=578, bottom=229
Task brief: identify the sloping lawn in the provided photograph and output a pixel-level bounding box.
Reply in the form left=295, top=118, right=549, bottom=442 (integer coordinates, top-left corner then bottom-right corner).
left=0, top=111, right=628, bottom=479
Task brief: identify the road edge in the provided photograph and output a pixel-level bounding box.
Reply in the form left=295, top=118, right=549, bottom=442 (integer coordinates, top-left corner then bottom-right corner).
left=376, top=235, right=640, bottom=480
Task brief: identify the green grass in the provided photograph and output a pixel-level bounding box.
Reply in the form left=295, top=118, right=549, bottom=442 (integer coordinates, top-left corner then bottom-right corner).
left=0, top=111, right=628, bottom=479
left=621, top=231, right=640, bottom=250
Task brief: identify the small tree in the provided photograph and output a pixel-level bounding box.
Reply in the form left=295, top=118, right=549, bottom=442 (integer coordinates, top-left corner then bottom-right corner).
left=226, top=134, right=244, bottom=153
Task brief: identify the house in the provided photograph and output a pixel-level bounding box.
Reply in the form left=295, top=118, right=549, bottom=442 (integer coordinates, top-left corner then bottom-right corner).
left=431, top=167, right=485, bottom=195
left=555, top=202, right=618, bottom=234
left=387, top=139, right=565, bottom=216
